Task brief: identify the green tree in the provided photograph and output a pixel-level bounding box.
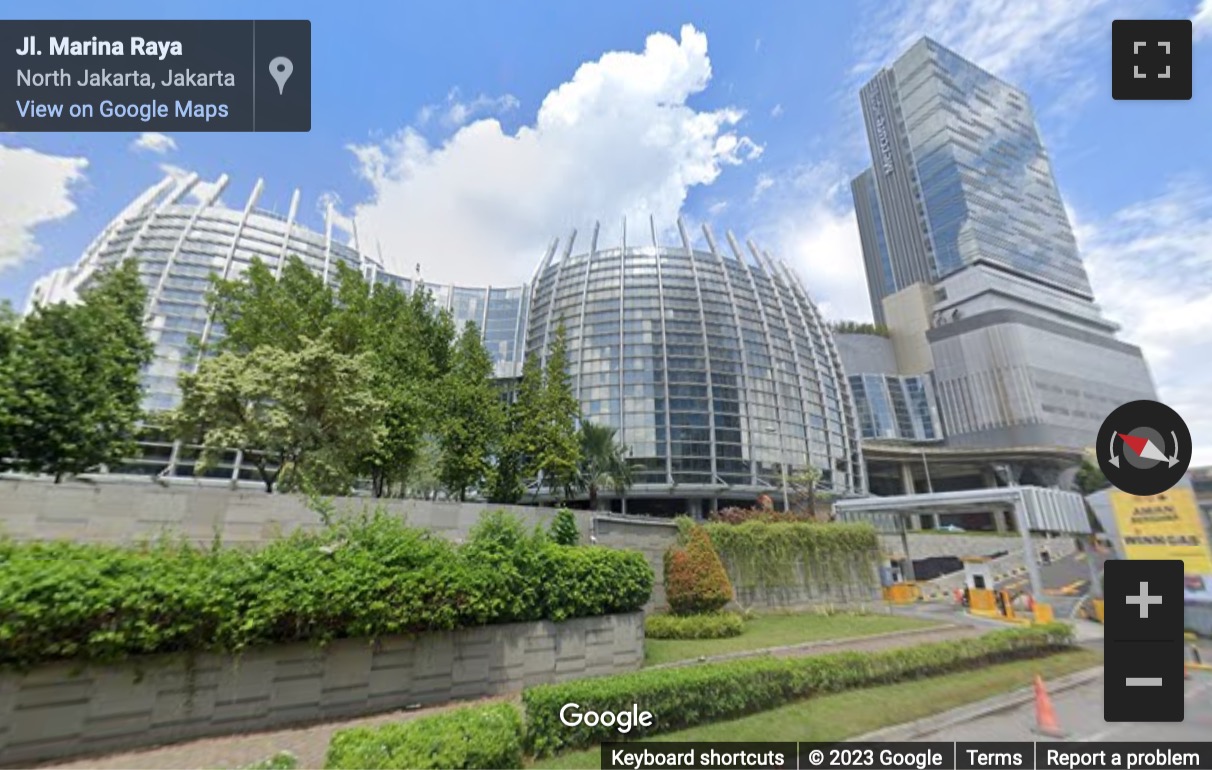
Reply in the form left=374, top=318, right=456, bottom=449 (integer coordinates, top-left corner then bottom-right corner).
left=578, top=421, right=633, bottom=511
left=2, top=260, right=152, bottom=481
left=550, top=508, right=580, bottom=546
left=0, top=300, right=15, bottom=360
left=343, top=276, right=439, bottom=497
left=505, top=351, right=546, bottom=502
left=487, top=386, right=526, bottom=505
left=204, top=256, right=333, bottom=356
left=0, top=301, right=16, bottom=468
left=172, top=334, right=384, bottom=494
left=404, top=435, right=443, bottom=500
left=790, top=465, right=824, bottom=518
left=1075, top=456, right=1110, bottom=495
left=829, top=320, right=890, bottom=337
left=436, top=322, right=502, bottom=501
left=538, top=323, right=582, bottom=501
left=205, top=257, right=455, bottom=497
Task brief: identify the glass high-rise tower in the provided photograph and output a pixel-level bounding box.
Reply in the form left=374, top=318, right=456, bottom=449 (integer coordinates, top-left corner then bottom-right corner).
left=849, top=38, right=1156, bottom=450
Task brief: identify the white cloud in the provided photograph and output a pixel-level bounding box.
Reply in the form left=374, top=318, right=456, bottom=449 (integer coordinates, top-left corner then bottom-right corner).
left=130, top=132, right=177, bottom=155
left=418, top=88, right=521, bottom=129
left=0, top=144, right=88, bottom=271
left=770, top=103, right=784, bottom=118
left=707, top=200, right=729, bottom=216
left=752, top=174, right=775, bottom=200
left=1072, top=178, right=1212, bottom=464
left=350, top=24, right=760, bottom=285
left=754, top=163, right=872, bottom=322
left=852, top=0, right=1122, bottom=87
left=1195, top=0, right=1212, bottom=40
left=754, top=38, right=762, bottom=52
left=316, top=191, right=358, bottom=236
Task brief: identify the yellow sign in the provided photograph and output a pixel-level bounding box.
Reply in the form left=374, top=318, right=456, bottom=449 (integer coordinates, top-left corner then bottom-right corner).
left=1111, top=486, right=1212, bottom=574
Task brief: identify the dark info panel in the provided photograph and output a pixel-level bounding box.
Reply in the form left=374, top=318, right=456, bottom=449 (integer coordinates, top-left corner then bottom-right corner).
left=1, top=20, right=309, bottom=131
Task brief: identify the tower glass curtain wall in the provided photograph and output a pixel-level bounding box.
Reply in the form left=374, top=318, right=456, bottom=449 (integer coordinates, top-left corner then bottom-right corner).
left=850, top=37, right=1157, bottom=450
left=850, top=169, right=896, bottom=327
left=848, top=373, right=940, bottom=442
left=524, top=218, right=862, bottom=502
left=854, top=37, right=1096, bottom=317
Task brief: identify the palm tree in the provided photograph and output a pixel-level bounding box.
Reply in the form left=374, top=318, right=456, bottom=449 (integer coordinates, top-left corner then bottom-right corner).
left=578, top=421, right=634, bottom=511
left=790, top=465, right=823, bottom=518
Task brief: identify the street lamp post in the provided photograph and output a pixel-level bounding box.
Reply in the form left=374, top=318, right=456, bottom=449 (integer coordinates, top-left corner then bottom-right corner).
left=765, top=425, right=789, bottom=512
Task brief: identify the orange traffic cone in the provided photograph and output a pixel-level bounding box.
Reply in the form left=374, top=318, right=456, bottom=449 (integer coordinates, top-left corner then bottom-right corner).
left=1032, top=675, right=1066, bottom=738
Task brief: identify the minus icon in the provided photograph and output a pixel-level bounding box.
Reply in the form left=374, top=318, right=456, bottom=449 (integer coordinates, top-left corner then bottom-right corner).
left=1126, top=677, right=1163, bottom=686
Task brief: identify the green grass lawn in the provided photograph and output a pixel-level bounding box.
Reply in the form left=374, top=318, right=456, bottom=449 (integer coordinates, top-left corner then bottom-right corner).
left=643, top=612, right=939, bottom=667
left=530, top=647, right=1102, bottom=769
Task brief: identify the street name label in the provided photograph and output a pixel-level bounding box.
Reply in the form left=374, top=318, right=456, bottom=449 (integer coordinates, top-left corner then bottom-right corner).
left=1, top=20, right=310, bottom=131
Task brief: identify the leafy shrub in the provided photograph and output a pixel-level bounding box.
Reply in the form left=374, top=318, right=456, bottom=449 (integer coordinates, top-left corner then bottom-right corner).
left=550, top=508, right=580, bottom=546
left=704, top=520, right=880, bottom=595
left=239, top=752, right=299, bottom=770
left=664, top=526, right=733, bottom=615
left=324, top=703, right=523, bottom=769
left=523, top=623, right=1073, bottom=756
left=710, top=506, right=814, bottom=525
left=644, top=611, right=745, bottom=639
left=0, top=511, right=652, bottom=669
left=539, top=544, right=653, bottom=622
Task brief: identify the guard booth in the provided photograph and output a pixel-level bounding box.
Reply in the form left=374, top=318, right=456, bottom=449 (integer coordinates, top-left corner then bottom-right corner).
left=879, top=564, right=922, bottom=604
left=961, top=557, right=1016, bottom=620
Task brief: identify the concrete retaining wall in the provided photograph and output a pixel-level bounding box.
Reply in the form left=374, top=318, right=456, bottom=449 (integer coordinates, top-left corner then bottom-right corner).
left=0, top=478, right=1071, bottom=614
left=0, top=478, right=599, bottom=546
left=593, top=514, right=678, bottom=610
left=0, top=612, right=644, bottom=767
left=724, top=554, right=882, bottom=610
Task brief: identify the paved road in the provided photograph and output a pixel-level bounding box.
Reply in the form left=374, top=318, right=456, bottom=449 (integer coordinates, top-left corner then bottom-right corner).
left=918, top=667, right=1212, bottom=741
left=996, top=551, right=1109, bottom=619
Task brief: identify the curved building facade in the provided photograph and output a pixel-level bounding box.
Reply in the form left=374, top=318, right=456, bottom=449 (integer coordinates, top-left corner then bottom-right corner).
left=525, top=219, right=863, bottom=510
left=28, top=174, right=530, bottom=413
left=24, top=177, right=862, bottom=507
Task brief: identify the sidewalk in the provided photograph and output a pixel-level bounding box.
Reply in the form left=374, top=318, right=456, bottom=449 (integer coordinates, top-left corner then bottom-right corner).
left=648, top=622, right=980, bottom=670
left=867, top=667, right=1212, bottom=743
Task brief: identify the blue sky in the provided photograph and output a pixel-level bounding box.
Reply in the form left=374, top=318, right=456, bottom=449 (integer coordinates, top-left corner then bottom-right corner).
left=2, top=0, right=1210, bottom=459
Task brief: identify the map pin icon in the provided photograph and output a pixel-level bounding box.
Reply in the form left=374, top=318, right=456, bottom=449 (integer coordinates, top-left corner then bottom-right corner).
left=269, top=57, right=293, bottom=95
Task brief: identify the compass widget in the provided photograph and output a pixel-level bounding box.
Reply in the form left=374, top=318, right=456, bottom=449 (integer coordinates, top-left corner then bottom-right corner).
left=1096, top=400, right=1191, bottom=496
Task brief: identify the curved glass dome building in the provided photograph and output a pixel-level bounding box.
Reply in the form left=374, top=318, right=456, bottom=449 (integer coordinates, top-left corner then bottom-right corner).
left=25, top=177, right=863, bottom=507
left=526, top=219, right=863, bottom=512
left=28, top=174, right=530, bottom=413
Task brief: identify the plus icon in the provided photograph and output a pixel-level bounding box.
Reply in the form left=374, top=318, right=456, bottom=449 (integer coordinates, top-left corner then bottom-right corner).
left=1126, top=581, right=1163, bottom=618
left=1112, top=20, right=1192, bottom=100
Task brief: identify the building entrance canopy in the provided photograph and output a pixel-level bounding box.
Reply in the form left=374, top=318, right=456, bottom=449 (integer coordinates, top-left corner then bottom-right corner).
left=835, top=486, right=1090, bottom=602
left=833, top=485, right=1090, bottom=535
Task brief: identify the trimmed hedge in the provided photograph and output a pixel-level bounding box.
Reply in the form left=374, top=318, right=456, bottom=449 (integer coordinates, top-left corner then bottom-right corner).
left=0, top=511, right=653, bottom=669
left=324, top=703, right=523, bottom=769
left=523, top=623, right=1074, bottom=756
left=644, top=611, right=745, bottom=639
